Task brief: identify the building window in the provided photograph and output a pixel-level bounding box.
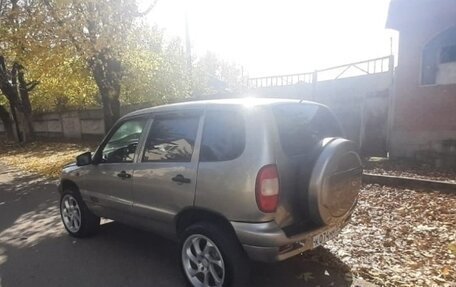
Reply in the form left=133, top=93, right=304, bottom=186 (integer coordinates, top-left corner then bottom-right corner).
left=421, top=26, right=456, bottom=85
left=421, top=48, right=437, bottom=85
left=440, top=45, right=456, bottom=64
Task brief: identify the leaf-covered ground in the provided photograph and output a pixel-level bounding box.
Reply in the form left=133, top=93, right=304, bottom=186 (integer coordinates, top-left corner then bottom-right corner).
left=307, top=185, right=456, bottom=287
left=0, top=140, right=95, bottom=178
left=364, top=158, right=456, bottom=184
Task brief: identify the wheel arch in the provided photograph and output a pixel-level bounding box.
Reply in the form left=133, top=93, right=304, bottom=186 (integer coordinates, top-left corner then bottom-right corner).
left=59, top=179, right=81, bottom=195
left=175, top=207, right=237, bottom=238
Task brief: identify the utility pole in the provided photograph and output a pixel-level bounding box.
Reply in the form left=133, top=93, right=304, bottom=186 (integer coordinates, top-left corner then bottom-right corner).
left=185, top=7, right=193, bottom=96
left=185, top=10, right=192, bottom=77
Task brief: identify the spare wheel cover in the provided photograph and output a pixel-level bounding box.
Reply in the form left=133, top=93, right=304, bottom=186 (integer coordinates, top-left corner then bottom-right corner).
left=308, top=138, right=362, bottom=225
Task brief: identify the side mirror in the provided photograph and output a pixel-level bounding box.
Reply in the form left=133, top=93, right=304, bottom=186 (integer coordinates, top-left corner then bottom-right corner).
left=76, top=152, right=92, bottom=166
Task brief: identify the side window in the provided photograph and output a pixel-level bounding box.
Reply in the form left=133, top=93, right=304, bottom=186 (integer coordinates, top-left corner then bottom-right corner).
left=142, top=114, right=200, bottom=162
left=102, top=119, right=146, bottom=163
left=200, top=110, right=245, bottom=162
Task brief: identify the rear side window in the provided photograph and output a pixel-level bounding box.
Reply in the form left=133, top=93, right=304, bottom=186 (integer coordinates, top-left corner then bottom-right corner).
left=272, top=104, right=342, bottom=156
left=200, top=110, right=245, bottom=162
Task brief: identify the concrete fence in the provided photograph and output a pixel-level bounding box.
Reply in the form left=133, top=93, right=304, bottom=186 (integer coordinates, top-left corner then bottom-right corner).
left=0, top=102, right=154, bottom=140
left=32, top=109, right=105, bottom=140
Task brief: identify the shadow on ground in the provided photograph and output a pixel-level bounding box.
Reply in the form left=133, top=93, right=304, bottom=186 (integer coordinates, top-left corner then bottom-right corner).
left=0, top=167, right=57, bottom=234
left=0, top=166, right=353, bottom=287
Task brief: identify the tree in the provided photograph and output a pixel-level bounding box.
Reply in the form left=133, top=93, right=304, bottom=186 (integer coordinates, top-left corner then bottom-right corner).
left=120, top=25, right=191, bottom=106
left=42, top=0, right=158, bottom=131
left=0, top=104, right=14, bottom=140
left=0, top=0, right=45, bottom=142
left=192, top=52, right=246, bottom=98
left=0, top=56, right=37, bottom=142
left=28, top=48, right=98, bottom=112
left=0, top=0, right=244, bottom=139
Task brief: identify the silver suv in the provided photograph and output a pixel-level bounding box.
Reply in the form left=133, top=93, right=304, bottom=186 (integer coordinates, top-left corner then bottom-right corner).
left=59, top=98, right=362, bottom=287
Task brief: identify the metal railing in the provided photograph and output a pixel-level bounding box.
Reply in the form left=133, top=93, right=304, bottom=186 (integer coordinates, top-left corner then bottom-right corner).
left=248, top=55, right=393, bottom=89
left=248, top=71, right=314, bottom=88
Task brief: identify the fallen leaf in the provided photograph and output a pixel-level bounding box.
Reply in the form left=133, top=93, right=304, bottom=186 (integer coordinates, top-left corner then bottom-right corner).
left=297, top=272, right=314, bottom=282
left=448, top=243, right=456, bottom=255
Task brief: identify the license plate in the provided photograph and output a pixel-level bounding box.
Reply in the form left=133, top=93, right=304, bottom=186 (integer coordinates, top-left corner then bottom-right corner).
left=312, top=226, right=341, bottom=248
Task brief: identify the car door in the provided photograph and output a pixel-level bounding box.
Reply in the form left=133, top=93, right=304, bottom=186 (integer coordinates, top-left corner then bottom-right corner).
left=132, top=110, right=203, bottom=231
left=79, top=117, right=148, bottom=219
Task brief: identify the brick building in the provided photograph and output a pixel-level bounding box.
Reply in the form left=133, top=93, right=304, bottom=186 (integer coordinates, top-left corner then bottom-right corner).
left=387, top=0, right=456, bottom=167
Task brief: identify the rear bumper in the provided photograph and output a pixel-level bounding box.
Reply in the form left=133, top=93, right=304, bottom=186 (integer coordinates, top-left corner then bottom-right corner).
left=231, top=216, right=350, bottom=262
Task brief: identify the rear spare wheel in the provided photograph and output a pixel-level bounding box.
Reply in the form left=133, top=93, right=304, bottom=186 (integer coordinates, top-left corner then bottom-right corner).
left=303, top=138, right=362, bottom=226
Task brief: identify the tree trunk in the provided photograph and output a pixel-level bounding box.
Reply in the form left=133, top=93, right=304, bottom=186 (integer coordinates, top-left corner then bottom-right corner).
left=90, top=50, right=122, bottom=133
left=15, top=62, right=35, bottom=140
left=0, top=84, right=26, bottom=142
left=10, top=107, right=32, bottom=142
left=11, top=62, right=34, bottom=141
left=0, top=56, right=36, bottom=143
left=99, top=88, right=120, bottom=132
left=0, top=105, right=15, bottom=140
left=8, top=102, right=22, bottom=142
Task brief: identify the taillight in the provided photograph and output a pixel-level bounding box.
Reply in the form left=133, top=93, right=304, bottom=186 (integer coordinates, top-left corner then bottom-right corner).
left=255, top=164, right=280, bottom=213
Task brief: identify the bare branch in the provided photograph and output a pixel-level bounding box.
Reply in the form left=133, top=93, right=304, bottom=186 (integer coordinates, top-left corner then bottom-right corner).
left=135, top=0, right=158, bottom=17
left=0, top=0, right=5, bottom=16
left=0, top=55, right=6, bottom=74
left=0, top=55, right=10, bottom=85
left=26, top=80, right=39, bottom=92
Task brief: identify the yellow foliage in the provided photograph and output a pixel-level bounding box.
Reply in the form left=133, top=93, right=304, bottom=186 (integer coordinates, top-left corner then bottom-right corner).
left=0, top=0, right=242, bottom=113
left=28, top=48, right=99, bottom=112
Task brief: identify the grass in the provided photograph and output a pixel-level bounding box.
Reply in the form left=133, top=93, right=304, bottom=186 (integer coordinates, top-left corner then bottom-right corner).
left=0, top=140, right=96, bottom=179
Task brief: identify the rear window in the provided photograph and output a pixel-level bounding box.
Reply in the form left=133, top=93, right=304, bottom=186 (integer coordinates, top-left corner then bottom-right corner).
left=272, top=104, right=343, bottom=156
left=200, top=110, right=245, bottom=162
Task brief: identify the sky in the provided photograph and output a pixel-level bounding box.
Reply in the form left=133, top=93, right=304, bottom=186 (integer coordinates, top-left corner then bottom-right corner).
left=140, top=0, right=398, bottom=77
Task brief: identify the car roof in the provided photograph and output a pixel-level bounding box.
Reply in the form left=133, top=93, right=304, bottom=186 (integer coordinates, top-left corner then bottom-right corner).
left=125, top=97, right=323, bottom=118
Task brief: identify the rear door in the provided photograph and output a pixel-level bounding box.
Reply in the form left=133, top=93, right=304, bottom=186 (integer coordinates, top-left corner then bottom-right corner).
left=270, top=103, right=345, bottom=228
left=132, top=110, right=203, bottom=227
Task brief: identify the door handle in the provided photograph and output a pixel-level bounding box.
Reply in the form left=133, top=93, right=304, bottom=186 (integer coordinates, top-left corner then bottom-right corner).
left=172, top=174, right=191, bottom=184
left=117, top=170, right=132, bottom=179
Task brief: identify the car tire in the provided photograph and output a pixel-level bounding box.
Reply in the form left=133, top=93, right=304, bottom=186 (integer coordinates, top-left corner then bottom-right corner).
left=60, top=188, right=100, bottom=238
left=179, top=221, right=250, bottom=287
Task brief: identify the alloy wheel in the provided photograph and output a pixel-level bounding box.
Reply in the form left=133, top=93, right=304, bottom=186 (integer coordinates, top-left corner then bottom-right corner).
left=182, top=234, right=225, bottom=287
left=61, top=194, right=82, bottom=233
